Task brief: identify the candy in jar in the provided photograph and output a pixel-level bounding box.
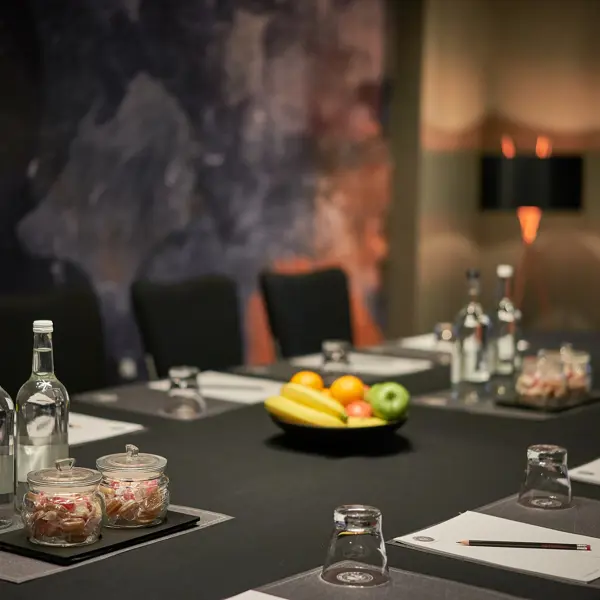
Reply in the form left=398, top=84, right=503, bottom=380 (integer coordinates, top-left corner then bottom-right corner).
left=96, top=444, right=169, bottom=528
left=21, top=458, right=103, bottom=547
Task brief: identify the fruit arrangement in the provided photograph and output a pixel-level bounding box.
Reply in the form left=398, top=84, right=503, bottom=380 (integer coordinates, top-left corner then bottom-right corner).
left=264, top=371, right=410, bottom=428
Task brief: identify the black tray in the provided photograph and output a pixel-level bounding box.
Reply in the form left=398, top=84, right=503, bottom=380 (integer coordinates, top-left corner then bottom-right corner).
left=495, top=390, right=600, bottom=413
left=0, top=510, right=199, bottom=566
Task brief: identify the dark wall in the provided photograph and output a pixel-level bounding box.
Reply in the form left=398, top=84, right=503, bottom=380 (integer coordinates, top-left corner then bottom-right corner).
left=0, top=0, right=389, bottom=381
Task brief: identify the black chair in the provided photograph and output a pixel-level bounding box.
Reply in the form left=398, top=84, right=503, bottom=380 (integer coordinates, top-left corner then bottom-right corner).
left=131, top=275, right=243, bottom=378
left=0, top=288, right=109, bottom=398
left=259, top=268, right=354, bottom=358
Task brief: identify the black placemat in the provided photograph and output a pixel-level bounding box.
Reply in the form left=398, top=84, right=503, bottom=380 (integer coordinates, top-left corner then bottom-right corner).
left=74, top=384, right=242, bottom=420
left=231, top=360, right=450, bottom=393
left=412, top=389, right=600, bottom=420
left=259, top=566, right=523, bottom=600
left=0, top=510, right=199, bottom=566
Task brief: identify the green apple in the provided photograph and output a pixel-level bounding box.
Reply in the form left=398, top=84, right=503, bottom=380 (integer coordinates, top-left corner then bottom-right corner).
left=367, top=382, right=410, bottom=421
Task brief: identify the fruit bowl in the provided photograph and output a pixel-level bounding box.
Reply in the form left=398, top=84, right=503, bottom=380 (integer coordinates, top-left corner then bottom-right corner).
left=268, top=413, right=408, bottom=443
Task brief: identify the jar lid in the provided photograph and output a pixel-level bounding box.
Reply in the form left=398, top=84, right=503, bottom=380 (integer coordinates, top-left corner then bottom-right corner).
left=27, top=458, right=102, bottom=487
left=96, top=444, right=167, bottom=473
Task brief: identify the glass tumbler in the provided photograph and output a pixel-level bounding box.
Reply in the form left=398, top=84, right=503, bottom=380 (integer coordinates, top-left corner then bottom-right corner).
left=321, top=505, right=390, bottom=587
left=321, top=340, right=351, bottom=371
left=163, top=366, right=206, bottom=420
left=518, top=444, right=571, bottom=509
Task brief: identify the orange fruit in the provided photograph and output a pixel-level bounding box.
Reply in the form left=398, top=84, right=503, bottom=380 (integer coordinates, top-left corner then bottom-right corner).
left=322, top=388, right=332, bottom=397
left=290, top=370, right=325, bottom=391
left=330, top=375, right=365, bottom=406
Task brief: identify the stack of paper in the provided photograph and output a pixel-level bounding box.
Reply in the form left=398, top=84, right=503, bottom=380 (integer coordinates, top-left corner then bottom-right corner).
left=393, top=511, right=600, bottom=583
left=148, top=370, right=282, bottom=404
left=69, top=412, right=145, bottom=446
left=570, top=458, right=600, bottom=485
left=290, top=352, right=433, bottom=376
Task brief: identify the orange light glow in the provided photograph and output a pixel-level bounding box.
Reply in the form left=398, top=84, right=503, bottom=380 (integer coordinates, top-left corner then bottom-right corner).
left=501, top=135, right=516, bottom=159
left=517, top=206, right=542, bottom=245
left=535, top=136, right=552, bottom=159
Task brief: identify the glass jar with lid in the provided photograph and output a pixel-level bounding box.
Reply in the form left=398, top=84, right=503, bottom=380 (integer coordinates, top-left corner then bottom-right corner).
left=96, top=444, right=169, bottom=528
left=515, top=352, right=568, bottom=409
left=21, top=458, right=103, bottom=547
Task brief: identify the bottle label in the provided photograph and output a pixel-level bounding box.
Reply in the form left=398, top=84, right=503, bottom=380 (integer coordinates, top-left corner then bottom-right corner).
left=462, top=335, right=489, bottom=383
left=498, top=334, right=515, bottom=361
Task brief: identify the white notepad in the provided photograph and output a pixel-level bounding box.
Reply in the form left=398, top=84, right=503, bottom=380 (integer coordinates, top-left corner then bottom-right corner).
left=394, top=511, right=600, bottom=583
left=148, top=370, right=282, bottom=404
left=398, top=333, right=454, bottom=353
left=69, top=412, right=145, bottom=446
left=290, top=352, right=432, bottom=376
left=225, top=592, right=281, bottom=600
left=570, top=458, right=600, bottom=485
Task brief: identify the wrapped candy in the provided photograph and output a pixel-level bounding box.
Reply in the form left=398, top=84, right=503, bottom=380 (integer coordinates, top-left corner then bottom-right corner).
left=96, top=444, right=169, bottom=528
left=21, top=459, right=103, bottom=547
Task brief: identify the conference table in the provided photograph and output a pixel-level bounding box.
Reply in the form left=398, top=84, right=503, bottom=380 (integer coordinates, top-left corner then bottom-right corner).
left=1, top=333, right=600, bottom=599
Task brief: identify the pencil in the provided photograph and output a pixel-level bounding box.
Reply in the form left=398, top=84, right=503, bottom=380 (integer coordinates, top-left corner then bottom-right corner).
left=458, top=540, right=591, bottom=551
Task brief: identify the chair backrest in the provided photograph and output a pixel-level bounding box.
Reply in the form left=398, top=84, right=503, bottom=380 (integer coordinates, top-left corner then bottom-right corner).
left=131, top=275, right=243, bottom=378
left=0, top=288, right=109, bottom=398
left=259, top=268, right=353, bottom=358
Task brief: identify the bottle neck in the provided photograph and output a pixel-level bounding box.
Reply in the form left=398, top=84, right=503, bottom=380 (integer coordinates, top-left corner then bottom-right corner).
left=32, top=332, right=55, bottom=376
left=498, top=276, right=513, bottom=300
left=467, top=278, right=481, bottom=303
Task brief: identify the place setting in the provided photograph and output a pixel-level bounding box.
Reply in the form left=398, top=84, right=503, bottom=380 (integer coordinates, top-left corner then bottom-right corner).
left=75, top=365, right=283, bottom=421
left=389, top=443, right=600, bottom=586
left=0, top=443, right=232, bottom=583
left=226, top=504, right=524, bottom=600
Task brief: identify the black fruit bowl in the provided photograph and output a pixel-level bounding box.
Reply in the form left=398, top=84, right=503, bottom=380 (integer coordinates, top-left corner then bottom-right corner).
left=268, top=413, right=408, bottom=443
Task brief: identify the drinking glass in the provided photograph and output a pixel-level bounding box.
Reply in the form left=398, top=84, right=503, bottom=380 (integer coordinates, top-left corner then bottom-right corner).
left=434, top=322, right=454, bottom=343
left=163, top=366, right=206, bottom=420
left=518, top=444, right=571, bottom=509
left=321, top=340, right=351, bottom=371
left=321, top=505, right=389, bottom=587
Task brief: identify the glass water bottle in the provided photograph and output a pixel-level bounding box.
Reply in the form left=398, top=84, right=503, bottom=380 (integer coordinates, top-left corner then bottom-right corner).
left=0, top=385, right=14, bottom=528
left=451, top=269, right=491, bottom=400
left=15, top=320, right=69, bottom=511
left=490, top=264, right=521, bottom=376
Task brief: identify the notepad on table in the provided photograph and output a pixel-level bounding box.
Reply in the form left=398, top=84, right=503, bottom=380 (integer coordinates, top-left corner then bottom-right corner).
left=393, top=511, right=600, bottom=583
left=290, top=352, right=433, bottom=376
left=570, top=458, right=600, bottom=485
left=148, top=370, right=282, bottom=404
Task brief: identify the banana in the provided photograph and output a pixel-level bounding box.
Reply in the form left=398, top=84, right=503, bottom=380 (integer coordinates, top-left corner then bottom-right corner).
left=347, top=416, right=387, bottom=428
left=265, top=395, right=346, bottom=428
left=280, top=383, right=347, bottom=422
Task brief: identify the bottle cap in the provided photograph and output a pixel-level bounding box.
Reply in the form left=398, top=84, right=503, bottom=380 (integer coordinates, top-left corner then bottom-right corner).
left=33, top=320, right=53, bottom=333
left=496, top=264, right=514, bottom=278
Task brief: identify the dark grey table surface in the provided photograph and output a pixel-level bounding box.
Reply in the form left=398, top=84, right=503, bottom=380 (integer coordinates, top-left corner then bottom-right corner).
left=1, top=331, right=600, bottom=600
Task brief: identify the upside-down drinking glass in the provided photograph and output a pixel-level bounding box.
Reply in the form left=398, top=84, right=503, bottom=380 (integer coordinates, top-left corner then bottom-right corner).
left=321, top=505, right=390, bottom=587
left=321, top=340, right=351, bottom=371
left=518, top=444, right=571, bottom=509
left=163, top=366, right=206, bottom=420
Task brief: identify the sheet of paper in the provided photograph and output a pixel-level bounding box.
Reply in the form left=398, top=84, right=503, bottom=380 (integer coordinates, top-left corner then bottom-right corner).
left=397, top=333, right=454, bottom=353
left=290, top=352, right=433, bottom=376
left=225, top=592, right=282, bottom=600
left=394, top=511, right=600, bottom=583
left=148, top=370, right=282, bottom=404
left=570, top=458, right=600, bottom=485
left=69, top=412, right=145, bottom=446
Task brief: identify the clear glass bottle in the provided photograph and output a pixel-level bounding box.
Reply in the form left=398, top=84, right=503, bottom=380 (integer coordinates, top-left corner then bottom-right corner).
left=15, top=320, right=69, bottom=511
left=0, top=385, right=15, bottom=528
left=490, top=264, right=521, bottom=376
left=451, top=269, right=491, bottom=400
